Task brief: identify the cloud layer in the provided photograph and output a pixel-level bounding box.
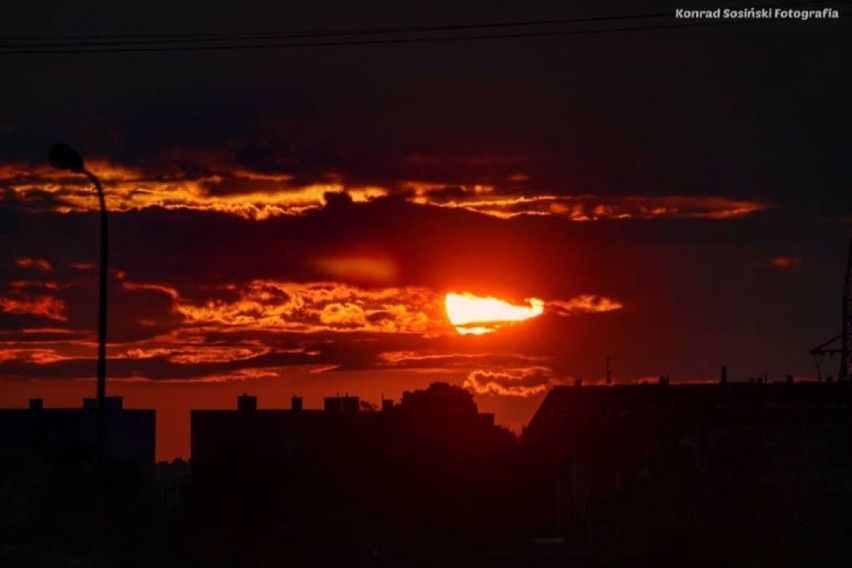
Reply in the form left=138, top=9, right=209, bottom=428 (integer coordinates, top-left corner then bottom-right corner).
left=464, top=367, right=558, bottom=397
left=1, top=160, right=769, bottom=223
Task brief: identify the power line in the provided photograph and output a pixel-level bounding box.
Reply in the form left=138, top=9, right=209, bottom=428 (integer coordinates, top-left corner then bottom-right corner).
left=0, top=12, right=672, bottom=45
left=0, top=0, right=839, bottom=44
left=0, top=1, right=847, bottom=56
left=0, top=21, right=828, bottom=56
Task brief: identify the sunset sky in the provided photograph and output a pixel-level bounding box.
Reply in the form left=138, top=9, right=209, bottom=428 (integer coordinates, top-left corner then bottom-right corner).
left=2, top=0, right=850, bottom=460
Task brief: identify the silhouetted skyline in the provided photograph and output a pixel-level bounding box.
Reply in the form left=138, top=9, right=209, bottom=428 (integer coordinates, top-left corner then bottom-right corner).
left=4, top=378, right=851, bottom=565
left=4, top=3, right=852, bottom=564
left=1, top=1, right=851, bottom=459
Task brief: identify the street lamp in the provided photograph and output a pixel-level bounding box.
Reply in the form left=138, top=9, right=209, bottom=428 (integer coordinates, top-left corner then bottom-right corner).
left=48, top=143, right=108, bottom=466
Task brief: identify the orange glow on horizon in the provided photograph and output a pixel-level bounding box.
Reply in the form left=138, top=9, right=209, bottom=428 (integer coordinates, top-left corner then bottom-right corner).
left=445, top=292, right=544, bottom=335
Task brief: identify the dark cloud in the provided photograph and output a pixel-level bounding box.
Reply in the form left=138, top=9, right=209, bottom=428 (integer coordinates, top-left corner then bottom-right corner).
left=2, top=2, right=849, bottom=211
left=0, top=0, right=850, bottom=396
left=1, top=192, right=846, bottom=350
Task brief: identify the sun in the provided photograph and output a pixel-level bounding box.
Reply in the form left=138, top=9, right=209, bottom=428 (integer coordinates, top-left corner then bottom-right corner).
left=445, top=292, right=545, bottom=335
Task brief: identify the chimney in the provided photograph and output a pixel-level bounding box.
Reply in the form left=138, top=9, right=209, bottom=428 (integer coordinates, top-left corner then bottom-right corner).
left=237, top=393, right=257, bottom=413
left=381, top=399, right=394, bottom=412
left=720, top=365, right=728, bottom=384
left=291, top=396, right=303, bottom=412
left=324, top=396, right=342, bottom=412
left=29, top=398, right=43, bottom=410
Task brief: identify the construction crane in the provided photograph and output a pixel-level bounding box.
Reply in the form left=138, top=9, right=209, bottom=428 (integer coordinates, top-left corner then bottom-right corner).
left=810, top=237, right=852, bottom=381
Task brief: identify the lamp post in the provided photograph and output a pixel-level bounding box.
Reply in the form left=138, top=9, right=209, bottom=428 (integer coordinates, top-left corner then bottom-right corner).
left=48, top=143, right=108, bottom=466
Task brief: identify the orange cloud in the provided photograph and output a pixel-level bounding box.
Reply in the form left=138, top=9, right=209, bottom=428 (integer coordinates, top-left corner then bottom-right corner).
left=2, top=160, right=768, bottom=223
left=404, top=183, right=769, bottom=221
left=0, top=327, right=77, bottom=338
left=0, top=294, right=66, bottom=321
left=109, top=367, right=282, bottom=384
left=463, top=367, right=556, bottom=397
left=174, top=280, right=448, bottom=335
left=176, top=282, right=618, bottom=339
left=121, top=281, right=180, bottom=299
left=9, top=280, right=61, bottom=290
left=117, top=344, right=269, bottom=364
left=0, top=161, right=387, bottom=220
left=319, top=302, right=369, bottom=328
left=378, top=350, right=548, bottom=367
left=547, top=295, right=623, bottom=315
left=0, top=348, right=74, bottom=365
left=14, top=258, right=52, bottom=272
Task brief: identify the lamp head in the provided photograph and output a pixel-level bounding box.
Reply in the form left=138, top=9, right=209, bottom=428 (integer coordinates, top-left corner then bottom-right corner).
left=48, top=143, right=85, bottom=173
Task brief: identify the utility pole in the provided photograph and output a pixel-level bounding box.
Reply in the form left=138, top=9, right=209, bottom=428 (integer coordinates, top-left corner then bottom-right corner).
left=810, top=237, right=852, bottom=381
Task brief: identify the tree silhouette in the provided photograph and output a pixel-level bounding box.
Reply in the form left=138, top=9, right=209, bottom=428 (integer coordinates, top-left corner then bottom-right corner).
left=398, top=381, right=478, bottom=418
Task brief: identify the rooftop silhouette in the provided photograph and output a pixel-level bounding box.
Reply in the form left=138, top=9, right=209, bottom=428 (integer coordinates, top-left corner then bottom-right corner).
left=2, top=379, right=852, bottom=565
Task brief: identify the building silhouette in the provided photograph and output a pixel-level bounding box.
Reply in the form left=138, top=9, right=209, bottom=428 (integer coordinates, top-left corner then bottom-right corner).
left=0, top=397, right=155, bottom=529
left=4, top=381, right=852, bottom=565
left=191, top=391, right=498, bottom=484
left=188, top=387, right=515, bottom=561
left=192, top=394, right=386, bottom=485
left=521, top=379, right=852, bottom=548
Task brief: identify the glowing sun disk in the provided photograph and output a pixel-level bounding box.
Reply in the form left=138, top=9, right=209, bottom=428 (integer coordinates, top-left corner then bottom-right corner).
left=445, top=292, right=544, bottom=335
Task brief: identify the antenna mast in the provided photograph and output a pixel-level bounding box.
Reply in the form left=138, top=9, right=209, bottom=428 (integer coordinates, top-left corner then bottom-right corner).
left=841, top=237, right=852, bottom=380
left=810, top=237, right=852, bottom=381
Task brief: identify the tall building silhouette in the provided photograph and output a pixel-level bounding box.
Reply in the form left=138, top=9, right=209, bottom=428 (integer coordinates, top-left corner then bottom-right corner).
left=0, top=397, right=155, bottom=524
